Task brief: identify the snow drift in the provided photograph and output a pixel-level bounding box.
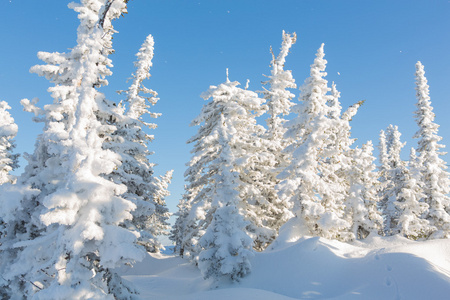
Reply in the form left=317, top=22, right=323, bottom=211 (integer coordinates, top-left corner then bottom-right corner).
left=119, top=234, right=450, bottom=299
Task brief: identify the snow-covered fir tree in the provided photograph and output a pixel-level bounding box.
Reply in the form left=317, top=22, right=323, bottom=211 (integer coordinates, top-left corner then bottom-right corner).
left=0, top=101, right=19, bottom=185
left=345, top=141, right=383, bottom=239
left=104, top=34, right=172, bottom=253
left=0, top=1, right=146, bottom=298
left=261, top=31, right=297, bottom=165
left=379, top=124, right=423, bottom=237
left=278, top=44, right=351, bottom=241
left=183, top=73, right=266, bottom=277
left=181, top=72, right=266, bottom=259
left=251, top=31, right=297, bottom=249
left=394, top=148, right=434, bottom=240
left=146, top=170, right=172, bottom=252
left=413, top=61, right=450, bottom=239
left=327, top=84, right=373, bottom=241
left=170, top=185, right=203, bottom=259
left=170, top=190, right=190, bottom=256
left=197, top=113, right=254, bottom=283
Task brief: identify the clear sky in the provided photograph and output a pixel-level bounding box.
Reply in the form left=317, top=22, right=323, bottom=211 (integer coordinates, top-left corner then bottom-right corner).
left=1, top=0, right=449, bottom=218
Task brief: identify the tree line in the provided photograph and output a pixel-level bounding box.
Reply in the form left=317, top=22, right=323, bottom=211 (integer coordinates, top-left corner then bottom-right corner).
left=169, top=32, right=450, bottom=282
left=0, top=0, right=448, bottom=298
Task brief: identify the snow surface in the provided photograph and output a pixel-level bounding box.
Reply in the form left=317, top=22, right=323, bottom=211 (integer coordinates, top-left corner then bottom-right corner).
left=119, top=234, right=450, bottom=299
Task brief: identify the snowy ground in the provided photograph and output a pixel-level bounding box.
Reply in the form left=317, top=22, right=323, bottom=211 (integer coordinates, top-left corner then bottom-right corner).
left=119, top=235, right=450, bottom=300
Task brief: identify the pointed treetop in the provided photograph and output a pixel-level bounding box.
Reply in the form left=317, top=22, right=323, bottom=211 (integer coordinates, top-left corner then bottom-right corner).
left=271, top=31, right=297, bottom=75
left=317, top=43, right=325, bottom=60
left=310, top=43, right=327, bottom=78
left=126, top=34, right=159, bottom=120
left=226, top=68, right=230, bottom=83
left=386, top=124, right=406, bottom=166
left=415, top=61, right=431, bottom=105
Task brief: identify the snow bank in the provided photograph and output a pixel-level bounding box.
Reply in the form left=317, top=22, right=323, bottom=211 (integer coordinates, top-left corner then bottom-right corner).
left=120, top=236, right=450, bottom=299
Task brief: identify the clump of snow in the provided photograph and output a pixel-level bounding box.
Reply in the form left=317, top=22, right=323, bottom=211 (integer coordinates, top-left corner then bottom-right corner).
left=120, top=235, right=450, bottom=299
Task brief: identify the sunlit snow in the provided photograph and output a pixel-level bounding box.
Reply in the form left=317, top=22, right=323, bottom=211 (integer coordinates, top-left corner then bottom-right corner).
left=119, top=234, right=450, bottom=299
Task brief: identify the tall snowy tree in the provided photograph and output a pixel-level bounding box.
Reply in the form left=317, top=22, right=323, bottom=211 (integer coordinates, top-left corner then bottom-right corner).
left=146, top=170, right=172, bottom=252
left=170, top=185, right=203, bottom=259
left=327, top=85, right=375, bottom=241
left=261, top=31, right=297, bottom=160
left=345, top=141, right=383, bottom=239
left=0, top=1, right=146, bottom=298
left=198, top=114, right=254, bottom=282
left=184, top=74, right=265, bottom=279
left=0, top=101, right=19, bottom=185
left=413, top=61, right=450, bottom=239
left=251, top=31, right=297, bottom=249
left=394, top=148, right=434, bottom=240
left=378, top=124, right=429, bottom=238
left=278, top=44, right=351, bottom=241
left=104, top=34, right=172, bottom=253
left=382, top=125, right=405, bottom=235
left=170, top=190, right=191, bottom=256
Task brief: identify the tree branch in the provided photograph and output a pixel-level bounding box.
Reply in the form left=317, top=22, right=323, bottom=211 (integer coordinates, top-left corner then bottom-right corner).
left=99, top=0, right=115, bottom=29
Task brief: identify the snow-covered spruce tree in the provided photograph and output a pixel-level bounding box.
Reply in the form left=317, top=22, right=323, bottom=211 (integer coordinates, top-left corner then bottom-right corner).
left=146, top=170, right=172, bottom=252
left=380, top=125, right=400, bottom=235
left=104, top=34, right=172, bottom=253
left=327, top=84, right=377, bottom=241
left=182, top=73, right=266, bottom=260
left=413, top=61, right=450, bottom=239
left=394, top=148, right=434, bottom=240
left=185, top=74, right=264, bottom=278
left=0, top=101, right=19, bottom=185
left=379, top=125, right=413, bottom=236
left=278, top=44, right=351, bottom=241
left=170, top=190, right=190, bottom=256
left=345, top=141, right=383, bottom=239
left=261, top=31, right=297, bottom=165
left=0, top=1, right=145, bottom=298
left=319, top=79, right=379, bottom=241
left=249, top=31, right=297, bottom=249
left=170, top=185, right=203, bottom=259
left=197, top=114, right=254, bottom=283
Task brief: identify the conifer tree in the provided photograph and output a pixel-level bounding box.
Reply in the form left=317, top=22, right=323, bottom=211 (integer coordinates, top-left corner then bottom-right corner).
left=170, top=186, right=203, bottom=259
left=146, top=170, right=172, bottom=252
left=394, top=148, right=434, bottom=239
left=170, top=191, right=190, bottom=256
left=327, top=85, right=370, bottom=241
left=379, top=125, right=426, bottom=237
left=0, top=1, right=145, bottom=298
left=242, top=31, right=297, bottom=250
left=198, top=114, right=254, bottom=282
left=413, top=62, right=450, bottom=238
left=105, top=34, right=172, bottom=253
left=185, top=74, right=264, bottom=278
left=345, top=142, right=383, bottom=239
left=262, top=31, right=297, bottom=159
left=278, top=44, right=351, bottom=241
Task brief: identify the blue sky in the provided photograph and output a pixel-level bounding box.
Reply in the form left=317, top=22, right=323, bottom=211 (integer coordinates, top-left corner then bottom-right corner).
left=1, top=0, right=449, bottom=217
